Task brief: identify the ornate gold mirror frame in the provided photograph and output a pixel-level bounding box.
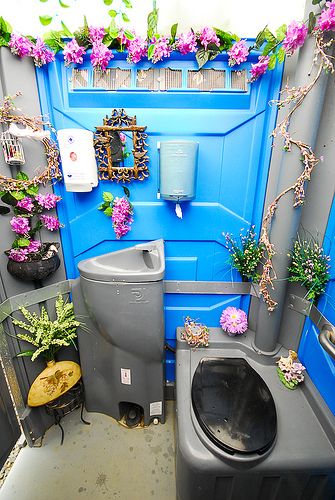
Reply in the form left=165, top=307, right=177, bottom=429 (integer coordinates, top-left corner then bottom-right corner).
left=94, top=109, right=149, bottom=183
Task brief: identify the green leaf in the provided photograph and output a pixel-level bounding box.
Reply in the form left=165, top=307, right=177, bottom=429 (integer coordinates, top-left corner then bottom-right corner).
left=1, top=192, right=17, bottom=205
left=264, top=28, right=276, bottom=44
left=213, top=28, right=234, bottom=51
left=61, top=21, right=73, bottom=37
left=0, top=36, right=9, bottom=48
left=102, top=191, right=114, bottom=202
left=312, top=0, right=323, bottom=4
left=268, top=53, right=277, bottom=71
left=195, top=47, right=209, bottom=69
left=17, top=238, right=30, bottom=247
left=104, top=0, right=113, bottom=4
left=39, top=0, right=49, bottom=2
left=123, top=29, right=135, bottom=40
left=16, top=172, right=29, bottom=181
left=147, top=8, right=159, bottom=38
left=108, top=9, right=118, bottom=18
left=308, top=12, right=316, bottom=34
left=147, top=43, right=155, bottom=60
left=16, top=350, right=35, bottom=358
left=255, top=26, right=267, bottom=49
left=11, top=191, right=25, bottom=201
left=277, top=46, right=286, bottom=64
left=122, top=12, right=130, bottom=22
left=26, top=185, right=39, bottom=196
left=84, top=15, right=89, bottom=29
left=39, top=15, right=53, bottom=26
left=262, top=40, right=276, bottom=57
left=123, top=186, right=130, bottom=198
left=122, top=0, right=132, bottom=7
left=43, top=30, right=65, bottom=52
left=59, top=0, right=70, bottom=7
left=276, top=24, right=287, bottom=43
left=170, top=23, right=178, bottom=42
left=103, top=207, right=113, bottom=217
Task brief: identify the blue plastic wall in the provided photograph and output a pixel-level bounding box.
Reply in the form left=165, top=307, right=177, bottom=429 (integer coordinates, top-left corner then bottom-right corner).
left=298, top=197, right=335, bottom=415
left=36, top=50, right=283, bottom=380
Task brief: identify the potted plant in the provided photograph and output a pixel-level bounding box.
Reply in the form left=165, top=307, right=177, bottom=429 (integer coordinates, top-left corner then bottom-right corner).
left=12, top=293, right=82, bottom=407
left=223, top=226, right=264, bottom=282
left=0, top=171, right=63, bottom=281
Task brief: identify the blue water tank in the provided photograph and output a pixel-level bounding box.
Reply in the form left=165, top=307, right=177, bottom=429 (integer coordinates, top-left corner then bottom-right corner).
left=159, top=141, right=199, bottom=202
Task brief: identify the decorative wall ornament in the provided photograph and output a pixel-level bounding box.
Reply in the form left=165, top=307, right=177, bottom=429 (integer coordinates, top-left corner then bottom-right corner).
left=94, top=109, right=149, bottom=183
left=0, top=93, right=62, bottom=192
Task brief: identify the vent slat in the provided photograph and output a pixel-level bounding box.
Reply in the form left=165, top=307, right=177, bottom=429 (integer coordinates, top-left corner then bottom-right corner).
left=187, top=69, right=225, bottom=90
left=231, top=70, right=248, bottom=91
left=71, top=69, right=89, bottom=89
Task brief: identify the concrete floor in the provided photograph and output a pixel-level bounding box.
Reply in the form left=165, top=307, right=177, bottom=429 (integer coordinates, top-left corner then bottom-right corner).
left=0, top=401, right=176, bottom=500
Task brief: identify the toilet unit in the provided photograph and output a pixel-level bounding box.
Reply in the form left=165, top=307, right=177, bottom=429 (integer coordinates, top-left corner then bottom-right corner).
left=176, top=327, right=335, bottom=500
left=75, top=240, right=166, bottom=425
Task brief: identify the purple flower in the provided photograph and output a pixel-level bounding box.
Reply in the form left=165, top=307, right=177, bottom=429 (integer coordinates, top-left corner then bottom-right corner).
left=63, top=38, right=86, bottom=66
left=36, top=193, right=61, bottom=210
left=283, top=21, right=308, bottom=56
left=220, top=307, right=248, bottom=336
left=177, top=32, right=197, bottom=55
left=9, top=33, right=33, bottom=58
left=198, top=27, right=220, bottom=50
left=127, top=35, right=148, bottom=64
left=40, top=215, right=61, bottom=231
left=10, top=216, right=30, bottom=234
left=249, top=55, right=270, bottom=82
left=26, top=240, right=42, bottom=253
left=111, top=197, right=133, bottom=239
left=317, top=1, right=335, bottom=31
left=16, top=197, right=34, bottom=212
left=32, top=38, right=55, bottom=67
left=227, top=39, right=249, bottom=66
left=89, top=26, right=106, bottom=43
left=150, top=36, right=172, bottom=63
left=8, top=248, right=28, bottom=262
left=90, top=42, right=114, bottom=71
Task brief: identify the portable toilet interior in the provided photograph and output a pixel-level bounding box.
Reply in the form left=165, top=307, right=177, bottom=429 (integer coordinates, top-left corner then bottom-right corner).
left=0, top=1, right=334, bottom=499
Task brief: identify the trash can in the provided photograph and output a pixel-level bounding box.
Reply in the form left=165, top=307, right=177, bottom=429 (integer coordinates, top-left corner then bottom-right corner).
left=77, top=239, right=165, bottom=426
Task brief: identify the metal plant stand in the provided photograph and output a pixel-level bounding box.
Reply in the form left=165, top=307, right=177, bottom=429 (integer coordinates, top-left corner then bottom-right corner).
left=45, top=380, right=90, bottom=445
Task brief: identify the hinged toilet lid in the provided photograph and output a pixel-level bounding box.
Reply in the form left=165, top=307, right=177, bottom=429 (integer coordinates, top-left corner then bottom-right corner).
left=191, top=358, right=277, bottom=455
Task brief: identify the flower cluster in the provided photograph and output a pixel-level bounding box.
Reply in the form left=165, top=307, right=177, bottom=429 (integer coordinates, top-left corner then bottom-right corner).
left=31, top=38, right=55, bottom=67
left=249, top=55, right=270, bottom=82
left=283, top=21, right=308, bottom=56
left=149, top=36, right=172, bottom=63
left=63, top=38, right=86, bottom=66
left=99, top=191, right=134, bottom=239
left=223, top=226, right=263, bottom=282
left=181, top=316, right=209, bottom=348
left=198, top=27, right=220, bottom=50
left=176, top=31, right=197, bottom=55
left=91, top=41, right=114, bottom=71
left=8, top=33, right=32, bottom=58
left=2, top=174, right=62, bottom=262
left=220, top=307, right=248, bottom=336
left=288, top=237, right=330, bottom=302
left=227, top=39, right=249, bottom=66
left=317, top=1, right=335, bottom=31
left=277, top=350, right=305, bottom=390
left=9, top=33, right=55, bottom=67
left=126, top=35, right=148, bottom=64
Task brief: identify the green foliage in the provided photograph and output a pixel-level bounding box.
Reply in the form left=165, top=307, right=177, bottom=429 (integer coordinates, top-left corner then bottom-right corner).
left=170, top=23, right=178, bottom=43
left=122, top=0, right=132, bottom=8
left=254, top=26, right=267, bottom=49
left=122, top=12, right=130, bottom=22
left=103, top=191, right=114, bottom=202
left=224, top=227, right=264, bottom=282
left=213, top=28, right=235, bottom=51
left=61, top=21, right=73, bottom=37
left=0, top=17, right=11, bottom=47
left=59, top=0, right=70, bottom=7
left=123, top=186, right=130, bottom=198
left=104, top=0, right=113, bottom=4
left=308, top=12, right=317, bottom=34
left=277, top=367, right=298, bottom=390
left=147, top=7, right=159, bottom=39
left=12, top=294, right=81, bottom=362
left=288, top=236, right=331, bottom=302
left=276, top=24, right=287, bottom=42
left=17, top=238, right=30, bottom=247
left=74, top=23, right=90, bottom=49
left=109, top=9, right=118, bottom=18
left=39, top=15, right=53, bottom=27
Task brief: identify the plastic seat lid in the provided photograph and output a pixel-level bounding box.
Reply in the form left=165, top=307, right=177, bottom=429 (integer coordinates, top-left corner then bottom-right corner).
left=191, top=357, right=277, bottom=455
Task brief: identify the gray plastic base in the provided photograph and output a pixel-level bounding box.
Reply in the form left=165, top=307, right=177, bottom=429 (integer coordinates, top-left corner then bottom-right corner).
left=176, top=328, right=335, bottom=500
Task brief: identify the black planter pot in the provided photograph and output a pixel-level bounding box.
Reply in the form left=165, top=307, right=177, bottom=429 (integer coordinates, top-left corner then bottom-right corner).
left=7, top=245, right=61, bottom=281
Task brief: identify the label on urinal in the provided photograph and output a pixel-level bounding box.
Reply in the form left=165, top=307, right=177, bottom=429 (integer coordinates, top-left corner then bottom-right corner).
left=150, top=401, right=162, bottom=416
left=121, top=368, right=131, bottom=385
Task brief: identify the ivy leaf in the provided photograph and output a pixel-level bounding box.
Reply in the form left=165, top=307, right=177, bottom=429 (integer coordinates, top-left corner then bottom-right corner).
left=170, top=23, right=178, bottom=42
left=122, top=0, right=132, bottom=8
left=276, top=24, right=287, bottom=43
left=308, top=12, right=316, bottom=34
left=103, top=0, right=113, bottom=4
left=39, top=15, right=53, bottom=27
left=16, top=172, right=29, bottom=181
left=195, top=47, right=209, bottom=69
left=61, top=21, right=73, bottom=37
left=147, top=8, right=159, bottom=39
left=102, top=191, right=114, bottom=202
left=122, top=12, right=130, bottom=22
left=108, top=9, right=118, bottom=18
left=277, top=46, right=286, bottom=64
left=17, top=238, right=30, bottom=248
left=103, top=207, right=113, bottom=217
left=59, top=0, right=70, bottom=7
left=268, top=53, right=277, bottom=70
left=122, top=186, right=130, bottom=198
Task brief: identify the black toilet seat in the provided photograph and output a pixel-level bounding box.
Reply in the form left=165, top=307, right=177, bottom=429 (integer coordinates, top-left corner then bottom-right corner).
left=191, top=357, right=277, bottom=455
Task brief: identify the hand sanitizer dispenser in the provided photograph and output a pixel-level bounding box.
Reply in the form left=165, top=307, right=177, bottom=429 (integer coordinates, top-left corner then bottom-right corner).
left=57, top=129, right=98, bottom=192
left=159, top=141, right=199, bottom=218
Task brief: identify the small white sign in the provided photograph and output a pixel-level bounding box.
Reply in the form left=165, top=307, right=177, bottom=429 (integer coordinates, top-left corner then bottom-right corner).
left=150, top=401, right=163, bottom=416
left=121, top=368, right=131, bottom=385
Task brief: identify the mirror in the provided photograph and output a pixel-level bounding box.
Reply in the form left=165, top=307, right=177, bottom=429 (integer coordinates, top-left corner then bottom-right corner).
left=94, top=109, right=149, bottom=183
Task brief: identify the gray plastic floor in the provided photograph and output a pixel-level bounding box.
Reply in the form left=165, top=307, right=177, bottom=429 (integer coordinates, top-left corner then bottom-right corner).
left=0, top=401, right=176, bottom=500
